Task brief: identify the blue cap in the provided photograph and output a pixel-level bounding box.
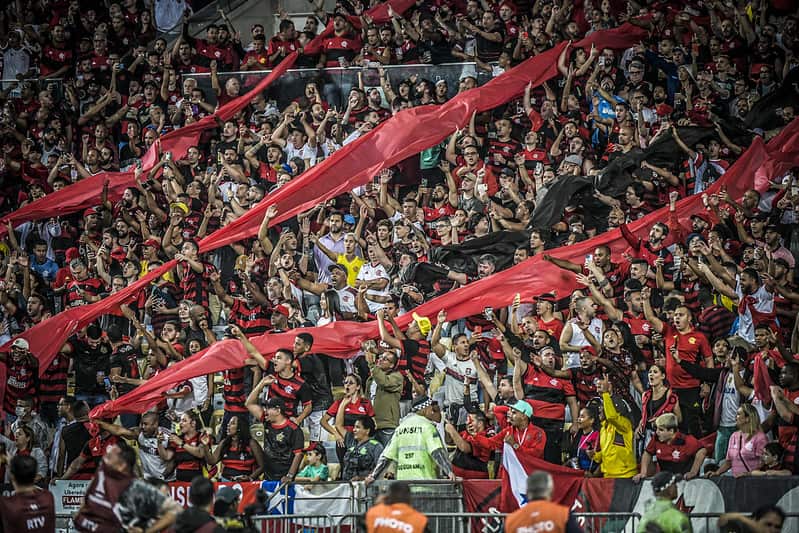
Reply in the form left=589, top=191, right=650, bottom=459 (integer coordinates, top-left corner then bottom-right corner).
left=343, top=214, right=356, bottom=225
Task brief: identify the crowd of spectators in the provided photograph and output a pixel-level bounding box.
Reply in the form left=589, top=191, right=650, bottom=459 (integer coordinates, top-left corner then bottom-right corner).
left=0, top=0, right=799, bottom=528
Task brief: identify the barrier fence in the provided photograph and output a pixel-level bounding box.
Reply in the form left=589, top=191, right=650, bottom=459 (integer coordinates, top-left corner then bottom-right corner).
left=52, top=512, right=799, bottom=533
left=44, top=475, right=799, bottom=532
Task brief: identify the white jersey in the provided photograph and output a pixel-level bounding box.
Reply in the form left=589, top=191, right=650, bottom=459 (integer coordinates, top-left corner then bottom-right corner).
left=356, top=262, right=390, bottom=312
left=563, top=317, right=603, bottom=369
left=138, top=429, right=173, bottom=480
left=431, top=350, right=478, bottom=407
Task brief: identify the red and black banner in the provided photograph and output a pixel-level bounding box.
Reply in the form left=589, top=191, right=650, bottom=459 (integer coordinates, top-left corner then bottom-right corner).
left=464, top=475, right=799, bottom=531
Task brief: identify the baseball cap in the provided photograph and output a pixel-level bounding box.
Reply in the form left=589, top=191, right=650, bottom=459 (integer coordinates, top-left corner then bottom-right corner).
left=170, top=202, right=190, bottom=215
left=343, top=214, right=356, bottom=225
left=110, top=247, right=127, bottom=261
left=11, top=338, right=29, bottom=350
left=411, top=312, right=432, bottom=336
left=411, top=395, right=434, bottom=412
left=84, top=206, right=100, bottom=217
left=690, top=211, right=711, bottom=225
left=580, top=345, right=597, bottom=356
left=273, top=304, right=290, bottom=317
left=535, top=293, right=556, bottom=303
left=328, top=263, right=347, bottom=273
left=216, top=486, right=241, bottom=503
left=652, top=471, right=682, bottom=492
left=265, top=397, right=286, bottom=412
left=143, top=238, right=160, bottom=249
left=508, top=399, right=533, bottom=418
left=564, top=154, right=583, bottom=167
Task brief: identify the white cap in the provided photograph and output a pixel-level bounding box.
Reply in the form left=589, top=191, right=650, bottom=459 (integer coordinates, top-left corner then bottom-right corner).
left=11, top=338, right=29, bottom=350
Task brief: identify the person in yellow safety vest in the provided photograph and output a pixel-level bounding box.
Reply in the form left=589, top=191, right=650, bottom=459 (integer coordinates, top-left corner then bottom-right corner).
left=365, top=395, right=455, bottom=483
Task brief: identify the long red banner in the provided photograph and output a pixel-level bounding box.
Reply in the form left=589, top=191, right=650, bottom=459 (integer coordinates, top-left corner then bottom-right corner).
left=91, top=123, right=799, bottom=418
left=0, top=23, right=649, bottom=399
left=0, top=0, right=416, bottom=238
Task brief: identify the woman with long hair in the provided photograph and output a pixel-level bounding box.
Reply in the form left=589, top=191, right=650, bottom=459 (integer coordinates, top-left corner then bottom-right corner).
left=0, top=425, right=48, bottom=483
left=707, top=404, right=768, bottom=478
left=207, top=415, right=265, bottom=481
left=568, top=405, right=600, bottom=474
left=164, top=411, right=207, bottom=482
left=316, top=289, right=343, bottom=326
left=637, top=365, right=681, bottom=452
left=321, top=373, right=374, bottom=462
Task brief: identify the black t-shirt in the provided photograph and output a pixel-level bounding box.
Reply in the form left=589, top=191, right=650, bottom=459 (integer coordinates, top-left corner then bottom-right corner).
left=262, top=419, right=304, bottom=480
left=297, top=353, right=333, bottom=411
left=70, top=337, right=113, bottom=394
left=61, top=421, right=92, bottom=468
left=109, top=342, right=141, bottom=395
left=475, top=23, right=506, bottom=62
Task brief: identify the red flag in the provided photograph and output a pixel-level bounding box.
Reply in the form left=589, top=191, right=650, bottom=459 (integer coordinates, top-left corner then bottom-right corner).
left=753, top=354, right=776, bottom=405
left=499, top=443, right=584, bottom=512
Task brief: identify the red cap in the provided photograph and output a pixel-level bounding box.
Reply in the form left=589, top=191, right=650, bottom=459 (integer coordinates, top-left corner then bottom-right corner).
left=143, top=238, right=161, bottom=249
left=110, top=247, right=127, bottom=261
left=274, top=304, right=290, bottom=317
left=498, top=1, right=517, bottom=13
left=83, top=206, right=100, bottom=217
left=65, top=247, right=80, bottom=261
left=655, top=103, right=673, bottom=117
left=580, top=346, right=597, bottom=356
left=691, top=211, right=712, bottom=225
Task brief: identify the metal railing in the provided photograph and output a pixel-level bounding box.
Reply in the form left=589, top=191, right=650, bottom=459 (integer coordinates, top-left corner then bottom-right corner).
left=53, top=511, right=799, bottom=533
left=182, top=62, right=490, bottom=110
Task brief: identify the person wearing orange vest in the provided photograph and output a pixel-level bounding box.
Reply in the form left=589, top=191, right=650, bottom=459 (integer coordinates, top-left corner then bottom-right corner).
left=366, top=481, right=430, bottom=533
left=505, top=471, right=584, bottom=533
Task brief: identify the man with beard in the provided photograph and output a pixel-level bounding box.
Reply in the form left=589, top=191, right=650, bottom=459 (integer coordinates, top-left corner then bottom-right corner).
left=312, top=211, right=346, bottom=283
left=698, top=265, right=775, bottom=350
left=39, top=24, right=73, bottom=78
left=512, top=345, right=579, bottom=464
left=643, top=287, right=713, bottom=436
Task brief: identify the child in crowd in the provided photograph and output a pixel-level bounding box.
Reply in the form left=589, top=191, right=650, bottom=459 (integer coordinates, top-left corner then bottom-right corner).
left=295, top=444, right=329, bottom=482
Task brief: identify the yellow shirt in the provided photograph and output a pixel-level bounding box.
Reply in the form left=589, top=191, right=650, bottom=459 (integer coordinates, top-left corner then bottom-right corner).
left=594, top=392, right=638, bottom=479
left=336, top=253, right=365, bottom=287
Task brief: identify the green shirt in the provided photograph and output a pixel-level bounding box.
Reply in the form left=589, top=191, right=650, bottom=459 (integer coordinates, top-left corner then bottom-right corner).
left=297, top=463, right=329, bottom=481
left=381, top=413, right=444, bottom=480
left=420, top=142, right=445, bottom=170
left=638, top=499, right=692, bottom=533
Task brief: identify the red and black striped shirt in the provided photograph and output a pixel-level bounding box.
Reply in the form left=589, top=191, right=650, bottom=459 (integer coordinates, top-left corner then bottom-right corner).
left=522, top=365, right=576, bottom=421
left=65, top=277, right=105, bottom=308
left=224, top=367, right=249, bottom=413
left=178, top=261, right=216, bottom=308
left=230, top=299, right=272, bottom=337
left=39, top=352, right=69, bottom=405
left=221, top=442, right=256, bottom=479
left=267, top=371, right=311, bottom=419
left=3, top=356, right=38, bottom=414
left=169, top=432, right=204, bottom=482
left=697, top=304, right=736, bottom=344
